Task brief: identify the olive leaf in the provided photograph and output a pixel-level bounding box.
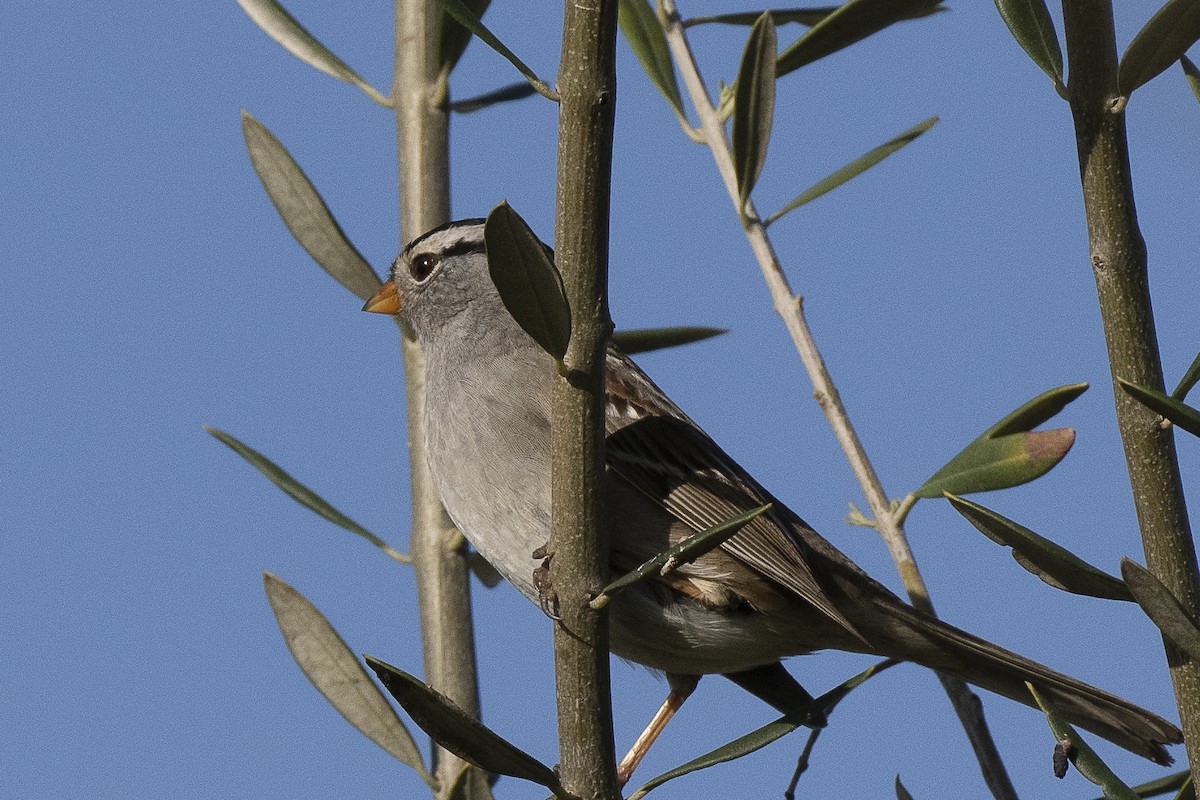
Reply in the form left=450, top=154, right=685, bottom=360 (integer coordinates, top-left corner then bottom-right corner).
left=776, top=0, right=945, bottom=78
left=733, top=13, right=777, bottom=208
left=914, top=384, right=1086, bottom=498
left=1027, top=683, right=1139, bottom=799
left=993, top=0, right=1064, bottom=91
left=1118, top=0, right=1200, bottom=98
left=611, top=326, right=727, bottom=354
left=484, top=202, right=571, bottom=362
left=1121, top=558, right=1200, bottom=662
left=592, top=505, right=772, bottom=608
left=619, top=0, right=686, bottom=119
left=766, top=116, right=937, bottom=226
left=236, top=0, right=390, bottom=106
left=626, top=660, right=897, bottom=800
left=434, top=0, right=557, bottom=100
left=439, top=0, right=491, bottom=76
left=946, top=494, right=1131, bottom=600
left=1118, top=379, right=1200, bottom=439
left=1183, top=56, right=1200, bottom=104
left=205, top=426, right=408, bottom=563
left=449, top=82, right=537, bottom=114
left=365, top=656, right=565, bottom=793
left=264, top=574, right=431, bottom=784
left=241, top=112, right=382, bottom=301
left=1173, top=351, right=1200, bottom=400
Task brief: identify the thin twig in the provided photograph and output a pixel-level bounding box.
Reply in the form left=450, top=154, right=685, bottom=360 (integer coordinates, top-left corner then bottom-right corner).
left=656, top=2, right=1016, bottom=797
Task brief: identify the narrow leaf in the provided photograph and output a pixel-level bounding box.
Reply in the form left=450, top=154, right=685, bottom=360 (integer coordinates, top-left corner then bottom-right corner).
left=1183, top=56, right=1200, bottom=104
left=776, top=0, right=945, bottom=78
left=236, top=0, right=390, bottom=106
left=365, top=656, right=564, bottom=793
left=766, top=117, right=937, bottom=225
left=1121, top=559, right=1200, bottom=662
left=448, top=82, right=537, bottom=114
left=1119, top=0, right=1200, bottom=98
left=946, top=495, right=1132, bottom=600
left=241, top=112, right=382, bottom=301
left=439, top=0, right=491, bottom=75
left=993, top=0, right=1065, bottom=89
left=1088, top=770, right=1190, bottom=800
left=984, top=382, right=1088, bottom=438
left=484, top=202, right=571, bottom=361
left=264, top=574, right=431, bottom=783
left=434, top=0, right=557, bottom=100
left=205, top=426, right=408, bottom=563
left=611, top=326, right=727, bottom=354
left=896, top=775, right=916, bottom=800
left=732, top=14, right=777, bottom=207
left=1171, top=351, right=1200, bottom=401
left=619, top=0, right=686, bottom=118
left=628, top=660, right=896, bottom=800
left=1118, top=379, right=1200, bottom=438
left=686, top=8, right=838, bottom=28
left=593, top=505, right=772, bottom=606
left=915, top=428, right=1074, bottom=498
left=1027, top=683, right=1140, bottom=799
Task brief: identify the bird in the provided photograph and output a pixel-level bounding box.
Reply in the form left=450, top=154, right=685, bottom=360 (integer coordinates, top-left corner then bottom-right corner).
left=363, top=217, right=1181, bottom=777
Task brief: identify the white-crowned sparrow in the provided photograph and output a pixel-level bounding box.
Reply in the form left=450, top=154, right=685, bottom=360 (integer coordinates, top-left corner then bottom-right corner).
left=364, top=218, right=1180, bottom=766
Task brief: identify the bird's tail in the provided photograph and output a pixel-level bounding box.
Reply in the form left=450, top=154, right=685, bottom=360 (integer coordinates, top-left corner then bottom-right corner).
left=875, top=600, right=1181, bottom=764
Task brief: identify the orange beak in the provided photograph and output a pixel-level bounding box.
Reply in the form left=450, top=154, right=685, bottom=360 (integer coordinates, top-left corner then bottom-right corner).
left=363, top=279, right=401, bottom=314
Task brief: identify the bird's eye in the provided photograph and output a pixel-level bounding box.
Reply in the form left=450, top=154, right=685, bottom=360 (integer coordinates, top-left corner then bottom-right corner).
left=409, top=253, right=438, bottom=282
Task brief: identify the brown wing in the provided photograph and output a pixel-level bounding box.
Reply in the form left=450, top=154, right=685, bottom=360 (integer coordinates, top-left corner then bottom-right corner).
left=604, top=350, right=863, bottom=640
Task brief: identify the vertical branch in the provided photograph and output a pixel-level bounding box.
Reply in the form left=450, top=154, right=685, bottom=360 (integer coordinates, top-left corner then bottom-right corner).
left=656, top=3, right=1016, bottom=797
left=393, top=2, right=487, bottom=796
left=551, top=0, right=620, bottom=797
left=1060, top=0, right=1200, bottom=781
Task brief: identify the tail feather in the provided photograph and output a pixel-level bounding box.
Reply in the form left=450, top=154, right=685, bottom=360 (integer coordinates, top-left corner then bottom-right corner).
left=876, top=601, right=1182, bottom=765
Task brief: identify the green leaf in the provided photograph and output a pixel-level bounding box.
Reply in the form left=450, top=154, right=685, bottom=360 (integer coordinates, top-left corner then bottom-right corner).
left=686, top=8, right=839, bottom=28
left=1121, top=558, right=1200, bottom=662
left=946, top=495, right=1132, bottom=600
left=1171, top=351, right=1200, bottom=401
left=776, top=0, right=945, bottom=78
left=1118, top=379, right=1200, bottom=438
left=434, top=0, right=557, bottom=100
left=896, top=775, right=915, bottom=800
left=241, top=112, right=383, bottom=301
left=236, top=0, right=390, bottom=106
left=619, top=0, right=686, bottom=118
left=1027, top=683, right=1140, bottom=799
left=484, top=202, right=572, bottom=361
left=915, top=383, right=1085, bottom=497
left=448, top=82, right=537, bottom=114
left=627, top=660, right=896, bottom=800
left=593, top=505, right=772, bottom=607
left=1171, top=773, right=1195, bottom=800
left=1119, top=0, right=1200, bottom=98
left=365, top=656, right=565, bottom=793
left=984, top=382, right=1088, bottom=437
left=611, top=326, right=727, bottom=354
left=915, top=428, right=1074, bottom=498
left=205, top=426, right=409, bottom=564
left=438, top=0, right=491, bottom=75
left=992, top=0, right=1064, bottom=90
left=766, top=116, right=937, bottom=226
left=733, top=13, right=777, bottom=207
left=263, top=574, right=431, bottom=784
left=1183, top=56, right=1200, bottom=104
left=1088, top=770, right=1191, bottom=800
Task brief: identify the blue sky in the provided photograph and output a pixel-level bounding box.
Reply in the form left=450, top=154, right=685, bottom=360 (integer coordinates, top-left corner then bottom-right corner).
left=5, top=2, right=1198, bottom=798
